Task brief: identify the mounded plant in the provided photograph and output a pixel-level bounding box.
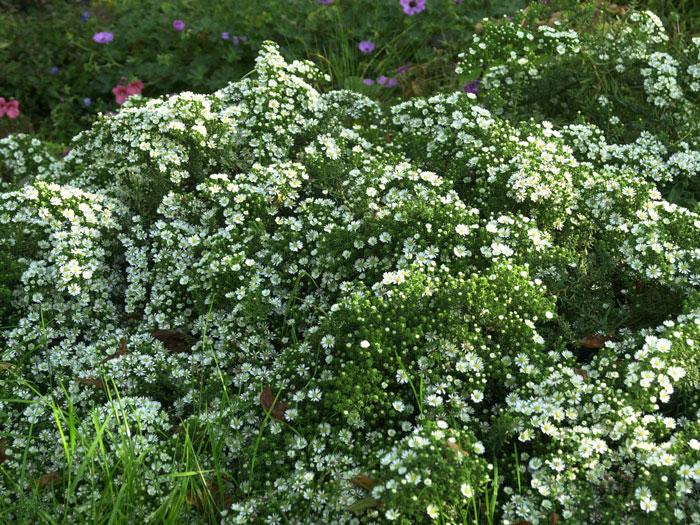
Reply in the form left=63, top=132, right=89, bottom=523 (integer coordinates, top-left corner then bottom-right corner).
left=1, top=6, right=700, bottom=522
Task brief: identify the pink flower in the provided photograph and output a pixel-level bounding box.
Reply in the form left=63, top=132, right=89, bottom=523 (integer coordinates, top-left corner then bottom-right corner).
left=5, top=100, right=19, bottom=118
left=126, top=80, right=144, bottom=96
left=113, top=80, right=144, bottom=105
left=173, top=20, right=185, bottom=31
left=112, top=85, right=129, bottom=105
left=0, top=98, right=20, bottom=118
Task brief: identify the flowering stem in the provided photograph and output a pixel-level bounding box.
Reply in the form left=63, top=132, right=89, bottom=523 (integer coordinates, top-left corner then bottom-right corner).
left=71, top=39, right=127, bottom=71
left=394, top=349, right=423, bottom=416
left=513, top=442, right=521, bottom=494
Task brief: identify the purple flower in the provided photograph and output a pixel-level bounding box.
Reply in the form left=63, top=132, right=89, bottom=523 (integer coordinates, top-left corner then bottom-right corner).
left=173, top=20, right=185, bottom=31
left=83, top=97, right=91, bottom=107
left=50, top=66, right=59, bottom=75
left=454, top=0, right=463, bottom=2
left=358, top=41, right=375, bottom=54
left=400, top=0, right=426, bottom=16
left=377, top=75, right=388, bottom=86
left=362, top=78, right=375, bottom=85
left=93, top=32, right=114, bottom=44
left=80, top=11, right=89, bottom=22
left=384, top=77, right=397, bottom=88
left=396, top=61, right=410, bottom=75
left=461, top=79, right=481, bottom=94
left=316, top=0, right=333, bottom=3
left=221, top=32, right=230, bottom=40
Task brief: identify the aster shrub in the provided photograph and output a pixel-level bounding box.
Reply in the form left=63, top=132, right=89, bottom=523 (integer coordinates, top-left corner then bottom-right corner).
left=457, top=0, right=700, bottom=209
left=0, top=133, right=64, bottom=187
left=1, top=30, right=699, bottom=525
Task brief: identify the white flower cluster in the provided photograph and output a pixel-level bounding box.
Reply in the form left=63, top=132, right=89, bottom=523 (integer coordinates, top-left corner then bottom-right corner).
left=456, top=21, right=581, bottom=91
left=456, top=8, right=700, bottom=136
left=502, top=306, right=700, bottom=523
left=0, top=134, right=65, bottom=188
left=641, top=52, right=684, bottom=107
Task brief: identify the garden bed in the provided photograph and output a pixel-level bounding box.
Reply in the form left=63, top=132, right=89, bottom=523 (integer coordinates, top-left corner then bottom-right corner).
left=1, top=1, right=700, bottom=524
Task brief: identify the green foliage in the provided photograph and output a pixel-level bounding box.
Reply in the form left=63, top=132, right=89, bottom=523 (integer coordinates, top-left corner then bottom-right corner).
left=0, top=0, right=526, bottom=144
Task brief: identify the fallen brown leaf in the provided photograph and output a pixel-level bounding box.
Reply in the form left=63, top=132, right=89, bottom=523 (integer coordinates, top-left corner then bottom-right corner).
left=260, top=385, right=288, bottom=422
left=548, top=11, right=563, bottom=26
left=550, top=513, right=561, bottom=525
left=574, top=368, right=588, bottom=379
left=186, top=479, right=234, bottom=516
left=151, top=329, right=192, bottom=353
left=349, top=474, right=375, bottom=491
left=319, top=468, right=332, bottom=487
left=75, top=378, right=106, bottom=391
left=0, top=362, right=14, bottom=371
left=0, top=440, right=6, bottom=464
left=37, top=471, right=61, bottom=488
left=101, top=338, right=130, bottom=364
left=446, top=440, right=469, bottom=455
left=607, top=3, right=626, bottom=15
left=347, top=496, right=383, bottom=513
left=580, top=333, right=615, bottom=349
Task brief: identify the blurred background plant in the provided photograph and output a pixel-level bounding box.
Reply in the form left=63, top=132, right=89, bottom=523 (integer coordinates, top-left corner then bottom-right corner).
left=640, top=0, right=700, bottom=37
left=0, top=0, right=698, bottom=145
left=0, top=0, right=527, bottom=144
